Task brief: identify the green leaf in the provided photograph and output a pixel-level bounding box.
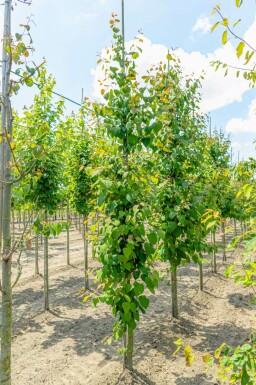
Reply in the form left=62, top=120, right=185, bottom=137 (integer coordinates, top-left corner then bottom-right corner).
left=241, top=365, right=250, bottom=385
left=97, top=194, right=106, bottom=206
left=150, top=121, right=162, bottom=133
left=167, top=221, right=177, bottom=233
left=206, top=221, right=217, bottom=230
left=214, top=343, right=226, bottom=358
left=25, top=77, right=34, bottom=87
left=134, top=281, right=144, bottom=296
left=15, top=33, right=22, bottom=41
left=148, top=232, right=157, bottom=245
left=225, top=264, right=235, bottom=278
left=142, top=137, right=150, bottom=148
left=132, top=52, right=139, bottom=59
left=139, top=295, right=149, bottom=310
left=122, top=302, right=131, bottom=313
left=144, top=242, right=155, bottom=256
left=123, top=247, right=132, bottom=258
left=233, top=19, right=241, bottom=28
left=92, top=298, right=99, bottom=307
left=145, top=276, right=155, bottom=293
left=173, top=338, right=183, bottom=356
left=166, top=53, right=173, bottom=61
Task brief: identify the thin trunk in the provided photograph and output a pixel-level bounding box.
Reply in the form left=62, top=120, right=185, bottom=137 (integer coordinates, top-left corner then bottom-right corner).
left=222, top=221, right=226, bottom=262
left=234, top=218, right=237, bottom=237
left=11, top=208, right=14, bottom=245
left=83, top=217, right=89, bottom=290
left=171, top=266, right=178, bottom=318
left=123, top=330, right=133, bottom=371
left=23, top=211, right=25, bottom=232
left=75, top=212, right=78, bottom=230
left=66, top=202, right=70, bottom=265
left=18, top=209, right=21, bottom=230
left=199, top=258, right=203, bottom=291
left=35, top=235, right=39, bottom=275
left=0, top=2, right=13, bottom=383
left=78, top=214, right=81, bottom=233
left=44, top=210, right=49, bottom=310
left=212, top=230, right=217, bottom=273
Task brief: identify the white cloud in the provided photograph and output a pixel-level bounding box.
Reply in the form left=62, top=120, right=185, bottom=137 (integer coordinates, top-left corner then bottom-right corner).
left=244, top=15, right=256, bottom=48
left=176, top=42, right=250, bottom=112
left=231, top=141, right=241, bottom=149
left=90, top=35, right=250, bottom=113
left=62, top=12, right=97, bottom=24
left=192, top=16, right=212, bottom=34
left=226, top=98, right=256, bottom=134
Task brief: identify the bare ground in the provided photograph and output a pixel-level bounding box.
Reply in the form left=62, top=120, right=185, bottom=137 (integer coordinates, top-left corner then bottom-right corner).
left=0, top=222, right=255, bottom=385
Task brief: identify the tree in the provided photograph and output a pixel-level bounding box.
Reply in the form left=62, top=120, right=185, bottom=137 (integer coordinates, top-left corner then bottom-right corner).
left=92, top=15, right=160, bottom=370
left=0, top=1, right=45, bottom=382
left=146, top=57, right=210, bottom=317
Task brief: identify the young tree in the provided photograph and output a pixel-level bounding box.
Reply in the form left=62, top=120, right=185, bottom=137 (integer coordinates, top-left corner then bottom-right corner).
left=92, top=16, right=160, bottom=370
left=0, top=1, right=41, bottom=382
left=147, top=59, right=210, bottom=317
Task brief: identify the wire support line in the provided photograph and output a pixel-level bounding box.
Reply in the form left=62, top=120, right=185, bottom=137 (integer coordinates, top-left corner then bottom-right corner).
left=0, top=63, right=82, bottom=107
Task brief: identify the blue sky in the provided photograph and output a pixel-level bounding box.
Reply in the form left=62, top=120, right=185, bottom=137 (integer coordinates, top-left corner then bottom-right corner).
left=2, top=0, right=256, bottom=161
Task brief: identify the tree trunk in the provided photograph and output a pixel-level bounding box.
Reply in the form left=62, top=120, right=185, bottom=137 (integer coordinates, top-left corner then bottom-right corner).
left=44, top=210, right=49, bottom=310
left=83, top=217, right=89, bottom=290
left=79, top=214, right=81, bottom=234
left=212, top=230, right=217, bottom=273
left=199, top=257, right=203, bottom=291
left=171, top=266, right=178, bottom=318
left=222, top=221, right=226, bottom=262
left=123, top=330, right=133, bottom=371
left=11, top=208, right=14, bottom=246
left=66, top=202, right=70, bottom=265
left=234, top=218, right=237, bottom=237
left=0, top=2, right=13, bottom=383
left=35, top=235, right=39, bottom=275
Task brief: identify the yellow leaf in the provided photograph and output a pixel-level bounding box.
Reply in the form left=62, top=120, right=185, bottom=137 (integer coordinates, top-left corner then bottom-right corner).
left=184, top=346, right=195, bottom=367
left=202, top=353, right=211, bottom=363
left=222, top=30, right=228, bottom=45
left=211, top=21, right=219, bottom=33
left=10, top=141, right=15, bottom=150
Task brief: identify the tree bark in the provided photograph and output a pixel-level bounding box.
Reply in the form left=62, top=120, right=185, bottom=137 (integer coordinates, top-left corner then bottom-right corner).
left=123, top=330, right=133, bottom=371
left=11, top=208, right=14, bottom=246
left=199, top=257, right=203, bottom=291
left=222, top=221, right=226, bottom=262
left=44, top=210, right=49, bottom=310
left=83, top=217, right=89, bottom=290
left=212, top=230, right=217, bottom=273
left=35, top=235, right=39, bottom=275
left=0, top=2, right=13, bottom=383
left=66, top=202, right=70, bottom=265
left=234, top=218, right=237, bottom=237
left=171, top=266, right=178, bottom=318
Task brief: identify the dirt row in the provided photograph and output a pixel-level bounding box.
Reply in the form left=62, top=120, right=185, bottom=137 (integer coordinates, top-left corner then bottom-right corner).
left=0, top=224, right=255, bottom=384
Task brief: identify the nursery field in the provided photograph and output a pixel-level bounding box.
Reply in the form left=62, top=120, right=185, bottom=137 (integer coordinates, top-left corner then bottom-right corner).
left=2, top=223, right=254, bottom=385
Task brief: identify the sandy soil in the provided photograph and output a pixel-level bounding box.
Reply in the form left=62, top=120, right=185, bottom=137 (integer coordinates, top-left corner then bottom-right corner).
left=0, top=221, right=255, bottom=385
